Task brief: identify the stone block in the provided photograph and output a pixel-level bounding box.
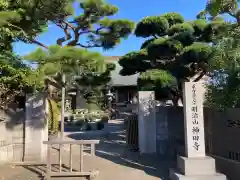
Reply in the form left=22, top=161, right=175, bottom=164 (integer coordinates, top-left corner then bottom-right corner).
left=13, top=144, right=23, bottom=162
left=169, top=156, right=227, bottom=180
left=178, top=156, right=216, bottom=176
left=170, top=169, right=226, bottom=180
left=7, top=145, right=13, bottom=161
left=0, top=144, right=13, bottom=164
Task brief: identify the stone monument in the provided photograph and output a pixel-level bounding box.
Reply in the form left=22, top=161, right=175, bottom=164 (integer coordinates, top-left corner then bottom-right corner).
left=170, top=82, right=227, bottom=180
left=138, top=91, right=156, bottom=154
left=24, top=93, right=48, bottom=161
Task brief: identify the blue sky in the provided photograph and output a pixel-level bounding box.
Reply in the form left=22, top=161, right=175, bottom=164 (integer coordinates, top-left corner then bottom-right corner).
left=13, top=0, right=208, bottom=56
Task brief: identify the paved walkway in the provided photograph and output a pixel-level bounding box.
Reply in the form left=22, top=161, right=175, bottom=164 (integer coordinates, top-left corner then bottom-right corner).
left=0, top=119, right=171, bottom=180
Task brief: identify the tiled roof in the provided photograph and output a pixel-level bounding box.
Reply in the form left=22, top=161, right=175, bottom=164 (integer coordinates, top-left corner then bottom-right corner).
left=105, top=56, right=210, bottom=87
left=105, top=56, right=138, bottom=87
left=105, top=56, right=211, bottom=87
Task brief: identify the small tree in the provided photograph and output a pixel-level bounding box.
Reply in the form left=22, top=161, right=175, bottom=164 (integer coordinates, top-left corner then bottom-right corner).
left=200, top=1, right=240, bottom=109
left=0, top=0, right=74, bottom=50
left=0, top=0, right=77, bottom=107
left=198, top=0, right=239, bottom=22
left=24, top=0, right=134, bottom=108
left=74, top=63, right=115, bottom=111
left=25, top=45, right=115, bottom=101
left=119, top=12, right=225, bottom=105
left=1, top=0, right=134, bottom=100
left=21, top=0, right=134, bottom=49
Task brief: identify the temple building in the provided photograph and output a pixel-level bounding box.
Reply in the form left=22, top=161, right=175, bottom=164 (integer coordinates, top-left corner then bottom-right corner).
left=106, top=56, right=138, bottom=104
left=65, top=56, right=139, bottom=110
left=65, top=56, right=210, bottom=110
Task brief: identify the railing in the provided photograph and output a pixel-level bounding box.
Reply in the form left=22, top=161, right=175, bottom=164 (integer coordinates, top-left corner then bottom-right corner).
left=43, top=140, right=100, bottom=180
left=126, top=115, right=138, bottom=150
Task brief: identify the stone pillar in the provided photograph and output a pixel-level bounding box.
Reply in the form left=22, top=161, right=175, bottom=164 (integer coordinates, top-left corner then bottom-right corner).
left=138, top=91, right=156, bottom=154
left=183, top=82, right=206, bottom=157
left=24, top=93, right=48, bottom=162
left=76, top=90, right=81, bottom=109
left=170, top=82, right=226, bottom=180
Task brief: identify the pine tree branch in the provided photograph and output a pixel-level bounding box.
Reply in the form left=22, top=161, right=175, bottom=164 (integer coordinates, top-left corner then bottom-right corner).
left=56, top=23, right=72, bottom=46
left=76, top=43, right=101, bottom=48
left=54, top=19, right=78, bottom=46
left=67, top=27, right=105, bottom=46
left=7, top=23, right=48, bottom=49
left=226, top=10, right=240, bottom=25
left=31, top=39, right=48, bottom=49
left=62, top=20, right=75, bottom=30
left=66, top=28, right=80, bottom=46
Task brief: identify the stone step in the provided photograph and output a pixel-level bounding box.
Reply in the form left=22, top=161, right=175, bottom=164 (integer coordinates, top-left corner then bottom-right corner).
left=169, top=168, right=227, bottom=180
left=177, top=156, right=216, bottom=176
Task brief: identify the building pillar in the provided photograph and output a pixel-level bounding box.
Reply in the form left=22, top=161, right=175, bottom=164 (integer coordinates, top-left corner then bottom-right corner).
left=115, top=89, right=118, bottom=103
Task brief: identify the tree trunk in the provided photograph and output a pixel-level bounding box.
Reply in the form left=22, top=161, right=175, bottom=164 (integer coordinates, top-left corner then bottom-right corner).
left=172, top=97, right=179, bottom=107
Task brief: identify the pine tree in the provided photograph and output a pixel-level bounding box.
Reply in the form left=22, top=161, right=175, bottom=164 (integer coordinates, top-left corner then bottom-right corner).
left=119, top=12, right=225, bottom=105
left=0, top=0, right=75, bottom=107
left=24, top=0, right=134, bottom=108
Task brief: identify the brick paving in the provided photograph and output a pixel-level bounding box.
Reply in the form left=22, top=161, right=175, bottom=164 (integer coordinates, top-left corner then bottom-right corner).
left=0, top=119, right=170, bottom=180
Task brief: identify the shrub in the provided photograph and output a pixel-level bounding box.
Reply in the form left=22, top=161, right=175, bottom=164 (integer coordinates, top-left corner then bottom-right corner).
left=47, top=99, right=60, bottom=135
left=73, top=109, right=109, bottom=123
left=101, top=115, right=109, bottom=123
left=75, top=120, right=84, bottom=126
left=69, top=115, right=74, bottom=122
left=75, top=109, right=88, bottom=114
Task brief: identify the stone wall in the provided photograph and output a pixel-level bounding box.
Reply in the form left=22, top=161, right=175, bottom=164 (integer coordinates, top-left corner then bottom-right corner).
left=0, top=107, right=25, bottom=164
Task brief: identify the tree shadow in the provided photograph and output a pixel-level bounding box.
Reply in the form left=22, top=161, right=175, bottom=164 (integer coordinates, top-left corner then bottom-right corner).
left=3, top=93, right=48, bottom=130
left=18, top=163, right=77, bottom=180
left=67, top=121, right=174, bottom=180
left=0, top=106, right=25, bottom=130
